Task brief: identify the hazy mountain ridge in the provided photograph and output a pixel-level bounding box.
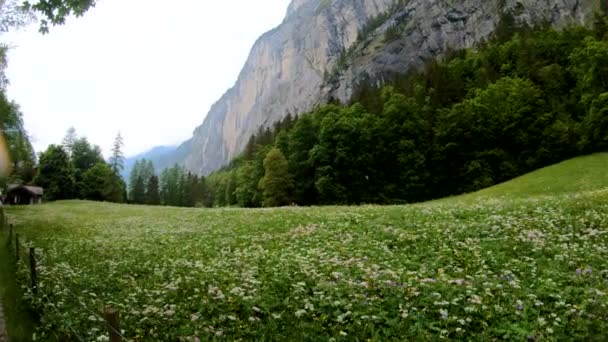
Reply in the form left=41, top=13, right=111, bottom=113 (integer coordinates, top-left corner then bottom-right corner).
left=169, top=0, right=595, bottom=175
left=123, top=139, right=195, bottom=182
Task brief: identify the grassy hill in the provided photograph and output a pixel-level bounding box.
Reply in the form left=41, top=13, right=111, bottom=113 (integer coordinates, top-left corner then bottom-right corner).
left=2, top=154, right=608, bottom=340
left=463, top=153, right=608, bottom=199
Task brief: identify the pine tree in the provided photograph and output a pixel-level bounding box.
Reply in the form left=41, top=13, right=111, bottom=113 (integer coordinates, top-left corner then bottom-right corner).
left=128, top=160, right=142, bottom=203
left=109, top=132, right=125, bottom=174
left=131, top=175, right=146, bottom=204
left=61, top=126, right=77, bottom=156
left=259, top=148, right=293, bottom=207
left=146, top=175, right=161, bottom=205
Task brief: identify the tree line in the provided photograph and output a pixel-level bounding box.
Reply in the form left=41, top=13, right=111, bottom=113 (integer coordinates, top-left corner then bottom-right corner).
left=201, top=17, right=608, bottom=207
left=33, top=128, right=127, bottom=202
left=127, top=160, right=207, bottom=207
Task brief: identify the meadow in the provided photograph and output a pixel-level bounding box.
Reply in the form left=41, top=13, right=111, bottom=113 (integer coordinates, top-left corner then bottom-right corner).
left=3, top=154, right=608, bottom=341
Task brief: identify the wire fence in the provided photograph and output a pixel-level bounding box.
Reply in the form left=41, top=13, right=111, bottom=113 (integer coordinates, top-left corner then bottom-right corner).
left=1, top=208, right=127, bottom=342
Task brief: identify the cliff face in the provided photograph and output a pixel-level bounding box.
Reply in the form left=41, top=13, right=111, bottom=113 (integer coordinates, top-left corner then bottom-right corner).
left=327, top=0, right=594, bottom=102
left=184, top=0, right=394, bottom=174
left=183, top=0, right=595, bottom=175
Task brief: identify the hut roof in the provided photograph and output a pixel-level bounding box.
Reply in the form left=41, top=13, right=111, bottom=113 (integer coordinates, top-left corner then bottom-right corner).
left=7, top=184, right=44, bottom=196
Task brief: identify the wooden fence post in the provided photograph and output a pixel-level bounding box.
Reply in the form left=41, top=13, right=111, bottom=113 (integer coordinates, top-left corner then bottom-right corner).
left=29, top=247, right=37, bottom=294
left=105, top=308, right=122, bottom=342
left=15, top=233, right=19, bottom=262
left=7, top=224, right=12, bottom=247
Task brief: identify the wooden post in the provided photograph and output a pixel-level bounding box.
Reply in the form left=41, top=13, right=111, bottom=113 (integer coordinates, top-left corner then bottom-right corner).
left=105, top=308, right=122, bottom=342
left=15, top=233, right=19, bottom=262
left=7, top=224, right=12, bottom=247
left=29, top=247, right=37, bottom=294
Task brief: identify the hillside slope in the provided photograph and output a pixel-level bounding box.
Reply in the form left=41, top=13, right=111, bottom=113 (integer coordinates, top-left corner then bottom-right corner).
left=461, top=153, right=608, bottom=200
left=175, top=0, right=594, bottom=175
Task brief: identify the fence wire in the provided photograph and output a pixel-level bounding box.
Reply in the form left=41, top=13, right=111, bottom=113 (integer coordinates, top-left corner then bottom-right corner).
left=7, top=229, right=129, bottom=341
left=41, top=269, right=129, bottom=341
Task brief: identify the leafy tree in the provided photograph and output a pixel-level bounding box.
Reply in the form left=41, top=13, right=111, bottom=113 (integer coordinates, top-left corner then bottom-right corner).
left=71, top=136, right=103, bottom=197
left=22, top=0, right=96, bottom=33
left=71, top=137, right=103, bottom=171
left=311, top=104, right=375, bottom=204
left=570, top=38, right=608, bottom=106
left=436, top=77, right=545, bottom=194
left=235, top=161, right=260, bottom=207
left=287, top=114, right=317, bottom=205
left=259, top=148, right=293, bottom=207
left=0, top=0, right=35, bottom=33
left=224, top=170, right=237, bottom=206
left=375, top=87, right=431, bottom=202
left=580, top=92, right=608, bottom=152
left=34, top=144, right=75, bottom=201
left=81, top=162, right=122, bottom=202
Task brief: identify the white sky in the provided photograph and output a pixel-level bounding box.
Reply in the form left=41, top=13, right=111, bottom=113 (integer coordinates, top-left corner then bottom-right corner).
left=2, top=0, right=291, bottom=158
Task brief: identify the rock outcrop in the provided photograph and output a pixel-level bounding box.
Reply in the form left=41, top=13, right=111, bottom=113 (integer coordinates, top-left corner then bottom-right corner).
left=179, top=0, right=595, bottom=175
left=328, top=0, right=594, bottom=102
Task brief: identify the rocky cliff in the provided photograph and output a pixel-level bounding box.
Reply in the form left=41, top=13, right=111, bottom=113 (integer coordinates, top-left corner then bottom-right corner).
left=180, top=0, right=595, bottom=175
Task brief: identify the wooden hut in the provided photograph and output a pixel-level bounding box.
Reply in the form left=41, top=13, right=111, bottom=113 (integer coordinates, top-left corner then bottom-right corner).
left=5, top=184, right=44, bottom=205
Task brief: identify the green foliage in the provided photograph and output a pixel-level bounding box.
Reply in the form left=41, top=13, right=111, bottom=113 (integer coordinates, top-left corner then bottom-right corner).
left=259, top=148, right=293, bottom=207
left=81, top=162, right=124, bottom=202
left=129, top=159, right=155, bottom=204
left=158, top=164, right=206, bottom=207
left=146, top=175, right=161, bottom=205
left=0, top=234, right=36, bottom=341
left=287, top=114, right=318, bottom=205
left=570, top=37, right=608, bottom=105
left=459, top=153, right=608, bottom=200
left=109, top=132, right=125, bottom=174
left=70, top=136, right=104, bottom=197
left=206, top=23, right=608, bottom=207
left=35, top=127, right=126, bottom=204
left=34, top=144, right=75, bottom=201
left=580, top=92, right=608, bottom=152
left=22, top=0, right=96, bottom=33
left=235, top=160, right=261, bottom=207
left=130, top=175, right=145, bottom=204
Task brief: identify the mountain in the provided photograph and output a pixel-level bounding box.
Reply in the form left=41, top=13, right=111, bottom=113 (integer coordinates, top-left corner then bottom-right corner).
left=122, top=141, right=194, bottom=183
left=172, top=0, right=595, bottom=175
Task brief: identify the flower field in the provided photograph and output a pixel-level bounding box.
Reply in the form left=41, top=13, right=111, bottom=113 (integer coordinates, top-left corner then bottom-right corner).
left=4, top=155, right=608, bottom=341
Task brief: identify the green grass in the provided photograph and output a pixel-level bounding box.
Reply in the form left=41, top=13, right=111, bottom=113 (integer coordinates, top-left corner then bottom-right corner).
left=0, top=226, right=36, bottom=341
left=457, top=153, right=608, bottom=200
left=2, top=154, right=608, bottom=340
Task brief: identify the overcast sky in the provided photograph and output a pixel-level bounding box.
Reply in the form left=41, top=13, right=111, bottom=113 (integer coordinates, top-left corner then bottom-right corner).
left=2, top=0, right=291, bottom=158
